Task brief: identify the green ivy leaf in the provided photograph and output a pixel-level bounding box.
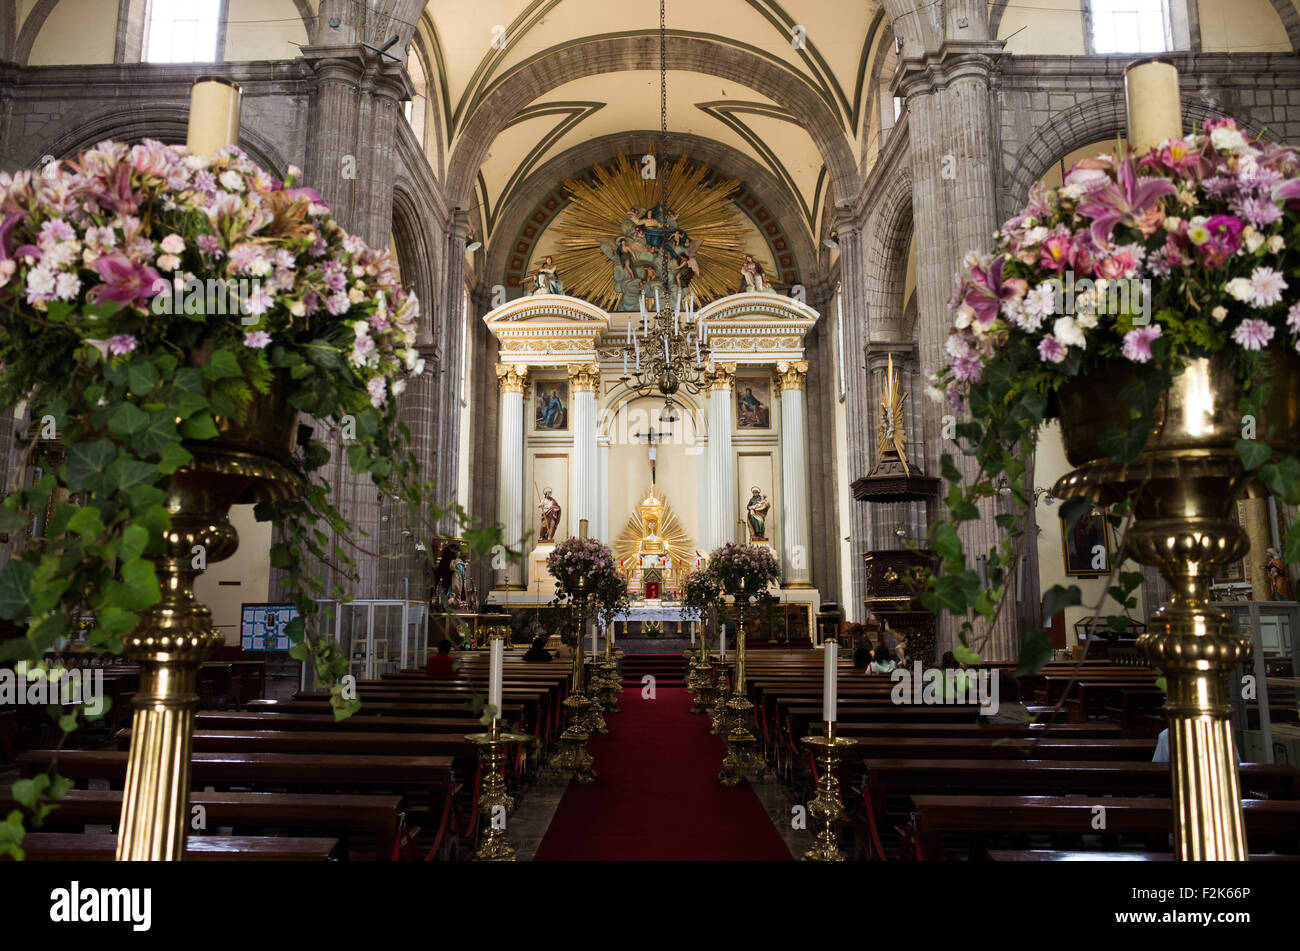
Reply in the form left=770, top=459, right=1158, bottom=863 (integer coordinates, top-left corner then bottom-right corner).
left=64, top=440, right=117, bottom=493
left=66, top=506, right=106, bottom=539
left=181, top=412, right=219, bottom=440
left=203, top=349, right=243, bottom=381
left=116, top=558, right=161, bottom=610
left=127, top=361, right=160, bottom=396
left=108, top=402, right=151, bottom=437
left=106, top=456, right=160, bottom=494
left=1015, top=629, right=1053, bottom=677
left=1236, top=439, right=1272, bottom=471
left=156, top=442, right=193, bottom=475
left=0, top=560, right=36, bottom=620
left=1041, top=583, right=1082, bottom=624
left=953, top=643, right=982, bottom=666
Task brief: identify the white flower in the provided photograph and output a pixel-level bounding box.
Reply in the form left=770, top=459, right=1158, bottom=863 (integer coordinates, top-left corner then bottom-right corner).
left=1243, top=226, right=1265, bottom=254
left=1053, top=316, right=1086, bottom=349
left=1212, top=306, right=1229, bottom=323
left=1225, top=277, right=1254, bottom=302
left=289, top=300, right=306, bottom=318
left=1059, top=184, right=1085, bottom=201
left=391, top=378, right=407, bottom=397
left=1022, top=226, right=1048, bottom=246
left=411, top=358, right=425, bottom=376
left=1017, top=284, right=1056, bottom=332
left=924, top=384, right=945, bottom=404
left=184, top=154, right=212, bottom=171
left=157, top=254, right=181, bottom=271
left=1247, top=266, right=1287, bottom=308
left=1163, top=216, right=1183, bottom=232
left=1075, top=311, right=1099, bottom=330
left=1268, top=235, right=1285, bottom=253
left=219, top=170, right=245, bottom=192
left=1211, top=126, right=1248, bottom=152
left=54, top=272, right=81, bottom=300
left=160, top=234, right=186, bottom=254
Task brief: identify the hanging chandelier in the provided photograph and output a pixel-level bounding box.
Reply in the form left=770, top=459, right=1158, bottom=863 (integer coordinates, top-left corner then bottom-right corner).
left=615, top=0, right=713, bottom=425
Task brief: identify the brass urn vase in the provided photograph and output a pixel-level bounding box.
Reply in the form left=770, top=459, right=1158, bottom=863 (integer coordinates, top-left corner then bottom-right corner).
left=116, top=381, right=303, bottom=859
left=1051, top=351, right=1300, bottom=860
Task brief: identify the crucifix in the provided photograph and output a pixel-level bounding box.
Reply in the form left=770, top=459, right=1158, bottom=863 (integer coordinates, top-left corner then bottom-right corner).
left=633, top=426, right=666, bottom=485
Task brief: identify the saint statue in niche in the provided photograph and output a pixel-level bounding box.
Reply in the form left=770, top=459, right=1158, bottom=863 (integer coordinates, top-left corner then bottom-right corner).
left=537, top=487, right=562, bottom=542
left=528, top=255, right=563, bottom=295
left=746, top=486, right=771, bottom=541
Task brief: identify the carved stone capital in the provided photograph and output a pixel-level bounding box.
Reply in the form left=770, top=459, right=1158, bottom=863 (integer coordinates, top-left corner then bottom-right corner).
left=496, top=363, right=529, bottom=394
left=708, top=362, right=737, bottom=392
left=567, top=362, right=601, bottom=393
left=774, top=360, right=809, bottom=395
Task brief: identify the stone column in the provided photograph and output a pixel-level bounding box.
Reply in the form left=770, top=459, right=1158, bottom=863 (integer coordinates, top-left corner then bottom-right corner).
left=436, top=210, right=471, bottom=535
left=834, top=213, right=874, bottom=620
left=775, top=361, right=812, bottom=588
left=705, top=363, right=737, bottom=552
left=495, top=364, right=529, bottom=589
left=568, top=363, right=600, bottom=536
left=896, top=42, right=1012, bottom=657
left=596, top=436, right=611, bottom=543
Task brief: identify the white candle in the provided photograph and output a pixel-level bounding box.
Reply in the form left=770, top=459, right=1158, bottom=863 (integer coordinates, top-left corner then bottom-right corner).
left=690, top=623, right=695, bottom=645
left=695, top=334, right=701, bottom=363
left=664, top=338, right=670, bottom=363
left=591, top=622, right=597, bottom=656
left=720, top=624, right=727, bottom=660
left=626, top=320, right=631, bottom=343
left=674, top=308, right=679, bottom=335
left=489, top=637, right=504, bottom=718
left=822, top=638, right=837, bottom=724
left=623, top=351, right=628, bottom=374
left=655, top=288, right=661, bottom=311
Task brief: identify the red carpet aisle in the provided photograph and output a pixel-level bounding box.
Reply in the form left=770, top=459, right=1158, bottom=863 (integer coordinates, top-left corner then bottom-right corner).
left=533, top=687, right=794, bottom=861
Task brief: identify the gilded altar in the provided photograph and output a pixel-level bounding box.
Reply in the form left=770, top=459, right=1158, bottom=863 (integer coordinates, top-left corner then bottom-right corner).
left=614, top=487, right=693, bottom=600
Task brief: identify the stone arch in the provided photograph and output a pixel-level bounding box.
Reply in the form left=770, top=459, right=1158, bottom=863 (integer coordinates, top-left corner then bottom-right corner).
left=1003, top=95, right=1270, bottom=206
left=599, top=387, right=707, bottom=445
left=391, top=184, right=438, bottom=344
left=19, top=105, right=289, bottom=176
left=862, top=164, right=914, bottom=343
left=14, top=0, right=57, bottom=65
left=444, top=34, right=859, bottom=211
left=483, top=131, right=820, bottom=295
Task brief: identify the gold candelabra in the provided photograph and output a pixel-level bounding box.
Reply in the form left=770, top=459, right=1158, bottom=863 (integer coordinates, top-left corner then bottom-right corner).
left=799, top=722, right=857, bottom=861
left=719, top=602, right=765, bottom=785
left=549, top=590, right=596, bottom=783
left=466, top=714, right=532, bottom=860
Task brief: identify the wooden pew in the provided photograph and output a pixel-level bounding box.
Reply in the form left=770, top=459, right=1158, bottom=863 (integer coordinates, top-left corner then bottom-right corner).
left=910, top=795, right=1300, bottom=860
left=197, top=711, right=497, bottom=734
left=987, top=849, right=1300, bottom=861
left=0, top=787, right=402, bottom=861
left=14, top=832, right=338, bottom=861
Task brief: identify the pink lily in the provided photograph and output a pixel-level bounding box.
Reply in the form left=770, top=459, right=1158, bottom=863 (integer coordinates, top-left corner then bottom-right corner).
left=1077, top=158, right=1176, bottom=247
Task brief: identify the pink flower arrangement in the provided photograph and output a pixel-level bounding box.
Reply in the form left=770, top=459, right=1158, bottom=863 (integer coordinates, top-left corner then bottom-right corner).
left=546, top=536, right=620, bottom=601
left=705, top=542, right=781, bottom=600
left=936, top=117, right=1300, bottom=407
left=0, top=139, right=422, bottom=410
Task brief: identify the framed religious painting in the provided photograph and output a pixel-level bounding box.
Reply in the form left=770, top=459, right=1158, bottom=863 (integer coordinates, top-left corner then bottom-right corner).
left=1061, top=512, right=1112, bottom=577
left=735, top=378, right=772, bottom=430
left=533, top=379, right=569, bottom=432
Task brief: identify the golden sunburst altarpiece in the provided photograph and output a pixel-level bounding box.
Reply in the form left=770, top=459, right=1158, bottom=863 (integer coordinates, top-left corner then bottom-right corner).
left=540, top=150, right=773, bottom=311
left=613, top=485, right=696, bottom=577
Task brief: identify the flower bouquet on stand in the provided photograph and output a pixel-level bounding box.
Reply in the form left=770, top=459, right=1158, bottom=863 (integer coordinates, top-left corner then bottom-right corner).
left=546, top=535, right=620, bottom=777
left=929, top=62, right=1300, bottom=859
left=0, top=136, right=495, bottom=859
left=707, top=542, right=780, bottom=785
left=681, top=565, right=722, bottom=707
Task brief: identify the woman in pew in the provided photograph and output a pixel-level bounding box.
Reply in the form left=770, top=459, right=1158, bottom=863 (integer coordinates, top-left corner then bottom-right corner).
left=983, top=669, right=1032, bottom=725
left=868, top=644, right=897, bottom=675
left=523, top=635, right=553, bottom=663
left=426, top=639, right=457, bottom=677
left=853, top=640, right=874, bottom=670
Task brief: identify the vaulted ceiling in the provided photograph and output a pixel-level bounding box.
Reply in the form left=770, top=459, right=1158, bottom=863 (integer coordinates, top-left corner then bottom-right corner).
left=410, top=0, right=891, bottom=253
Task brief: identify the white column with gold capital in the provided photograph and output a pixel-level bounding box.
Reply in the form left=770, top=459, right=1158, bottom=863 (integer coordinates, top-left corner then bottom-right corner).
left=776, top=361, right=812, bottom=587
left=496, top=364, right=529, bottom=589
left=705, top=363, right=737, bottom=552
left=569, top=364, right=600, bottom=538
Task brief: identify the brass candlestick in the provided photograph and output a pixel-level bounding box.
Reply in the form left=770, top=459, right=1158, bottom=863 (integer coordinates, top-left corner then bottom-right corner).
left=117, top=382, right=301, bottom=860
left=1054, top=351, right=1300, bottom=859
left=799, top=723, right=857, bottom=861
left=466, top=717, right=532, bottom=860
left=549, top=591, right=596, bottom=783
left=720, top=602, right=765, bottom=786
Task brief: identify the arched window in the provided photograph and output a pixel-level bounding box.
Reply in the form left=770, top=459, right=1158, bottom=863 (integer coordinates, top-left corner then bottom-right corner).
left=1090, top=0, right=1169, bottom=54
left=404, top=45, right=429, bottom=147
left=144, top=0, right=222, bottom=63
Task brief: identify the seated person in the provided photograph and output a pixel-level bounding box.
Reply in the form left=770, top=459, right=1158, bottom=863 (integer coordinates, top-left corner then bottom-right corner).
left=868, top=646, right=896, bottom=675
left=984, top=669, right=1031, bottom=724
left=940, top=650, right=958, bottom=669
left=852, top=642, right=873, bottom=670
left=425, top=639, right=457, bottom=677
left=523, top=635, right=552, bottom=663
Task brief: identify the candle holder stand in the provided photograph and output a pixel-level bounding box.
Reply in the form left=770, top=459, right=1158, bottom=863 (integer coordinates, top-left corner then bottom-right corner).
left=799, top=723, right=857, bottom=861
left=466, top=718, right=533, bottom=860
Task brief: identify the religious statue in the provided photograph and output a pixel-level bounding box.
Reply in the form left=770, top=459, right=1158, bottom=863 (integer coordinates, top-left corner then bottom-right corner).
left=528, top=255, right=563, bottom=295
left=1263, top=547, right=1292, bottom=600
left=537, top=486, right=562, bottom=542
left=746, top=486, right=771, bottom=540
left=431, top=541, right=477, bottom=610
left=738, top=254, right=771, bottom=294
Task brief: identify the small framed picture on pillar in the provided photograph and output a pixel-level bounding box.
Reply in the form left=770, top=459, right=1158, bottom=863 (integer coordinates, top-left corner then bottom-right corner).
left=1061, top=512, right=1112, bottom=577
left=735, top=378, right=772, bottom=430
left=533, top=379, right=569, bottom=431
